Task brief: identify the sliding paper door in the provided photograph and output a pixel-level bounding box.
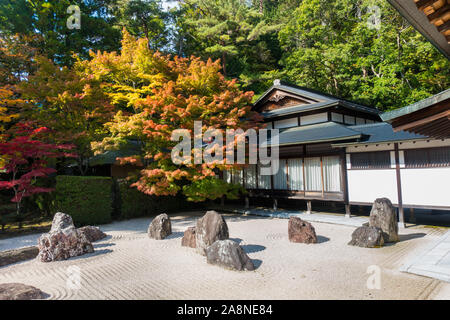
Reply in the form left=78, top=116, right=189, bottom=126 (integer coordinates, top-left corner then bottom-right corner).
left=322, top=156, right=342, bottom=192
left=244, top=164, right=257, bottom=189
left=257, top=164, right=272, bottom=189
left=304, top=157, right=322, bottom=191
left=288, top=158, right=303, bottom=191
left=273, top=159, right=287, bottom=190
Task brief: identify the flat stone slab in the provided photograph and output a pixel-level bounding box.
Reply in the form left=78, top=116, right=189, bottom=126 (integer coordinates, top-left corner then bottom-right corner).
left=401, top=230, right=450, bottom=282
left=0, top=246, right=39, bottom=268
left=0, top=283, right=47, bottom=300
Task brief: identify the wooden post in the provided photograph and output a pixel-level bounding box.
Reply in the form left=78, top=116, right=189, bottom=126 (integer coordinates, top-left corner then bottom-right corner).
left=345, top=204, right=351, bottom=218
left=409, top=208, right=416, bottom=223
left=306, top=200, right=312, bottom=214
left=394, top=143, right=405, bottom=228
left=339, top=149, right=351, bottom=218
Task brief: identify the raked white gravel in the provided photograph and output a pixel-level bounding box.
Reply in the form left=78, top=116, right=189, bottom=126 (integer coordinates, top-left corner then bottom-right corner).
left=0, top=212, right=448, bottom=299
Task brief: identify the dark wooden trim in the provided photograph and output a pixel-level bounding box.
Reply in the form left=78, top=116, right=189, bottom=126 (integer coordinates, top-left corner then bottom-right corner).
left=285, top=159, right=290, bottom=190
left=349, top=201, right=450, bottom=211
left=320, top=156, right=325, bottom=196
left=394, top=143, right=405, bottom=225
left=340, top=149, right=350, bottom=208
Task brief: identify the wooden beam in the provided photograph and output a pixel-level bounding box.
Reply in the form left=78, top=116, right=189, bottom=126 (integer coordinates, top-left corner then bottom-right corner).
left=393, top=109, right=450, bottom=132
left=427, top=4, right=450, bottom=21
left=437, top=19, right=450, bottom=33
left=415, top=0, right=439, bottom=11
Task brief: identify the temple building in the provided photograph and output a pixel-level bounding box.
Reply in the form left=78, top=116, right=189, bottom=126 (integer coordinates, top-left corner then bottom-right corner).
left=223, top=80, right=450, bottom=225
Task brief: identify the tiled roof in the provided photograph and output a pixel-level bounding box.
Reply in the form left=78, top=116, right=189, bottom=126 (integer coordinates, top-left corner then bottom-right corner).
left=262, top=122, right=363, bottom=147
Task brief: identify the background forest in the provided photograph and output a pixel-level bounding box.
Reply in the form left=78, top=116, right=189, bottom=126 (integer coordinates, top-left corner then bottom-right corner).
left=1, top=0, right=449, bottom=110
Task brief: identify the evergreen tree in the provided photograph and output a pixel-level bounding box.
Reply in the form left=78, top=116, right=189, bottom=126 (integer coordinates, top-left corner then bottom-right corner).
left=175, top=0, right=280, bottom=93
left=278, top=0, right=450, bottom=110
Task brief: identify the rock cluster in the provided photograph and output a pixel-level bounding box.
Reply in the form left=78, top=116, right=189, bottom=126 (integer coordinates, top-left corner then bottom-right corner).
left=180, top=211, right=254, bottom=271
left=196, top=211, right=229, bottom=255
left=148, top=213, right=172, bottom=240
left=37, top=212, right=94, bottom=262
left=288, top=217, right=317, bottom=244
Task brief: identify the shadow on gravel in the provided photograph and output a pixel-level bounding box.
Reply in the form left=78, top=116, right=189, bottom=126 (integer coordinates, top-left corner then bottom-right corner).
left=242, top=244, right=266, bottom=254
left=165, top=232, right=184, bottom=239
left=317, top=236, right=330, bottom=243
left=252, top=259, right=263, bottom=269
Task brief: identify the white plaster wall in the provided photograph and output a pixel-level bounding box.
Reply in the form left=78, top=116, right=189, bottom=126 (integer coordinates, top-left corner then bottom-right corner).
left=400, top=168, right=450, bottom=207
left=273, top=118, right=298, bottom=129
left=300, top=112, right=327, bottom=125
left=348, top=169, right=398, bottom=204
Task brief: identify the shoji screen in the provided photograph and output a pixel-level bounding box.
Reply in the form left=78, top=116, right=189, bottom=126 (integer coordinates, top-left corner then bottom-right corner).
left=322, top=156, right=342, bottom=192
left=244, top=164, right=257, bottom=189
left=287, top=158, right=303, bottom=191
left=273, top=159, right=287, bottom=190
left=232, top=170, right=243, bottom=185
left=257, top=164, right=272, bottom=189
left=304, top=157, right=322, bottom=191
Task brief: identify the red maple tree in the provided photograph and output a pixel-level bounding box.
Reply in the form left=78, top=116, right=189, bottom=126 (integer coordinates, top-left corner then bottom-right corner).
left=0, top=122, right=76, bottom=217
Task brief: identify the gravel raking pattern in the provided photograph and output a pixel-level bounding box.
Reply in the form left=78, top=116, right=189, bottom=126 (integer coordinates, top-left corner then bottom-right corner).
left=0, top=214, right=446, bottom=299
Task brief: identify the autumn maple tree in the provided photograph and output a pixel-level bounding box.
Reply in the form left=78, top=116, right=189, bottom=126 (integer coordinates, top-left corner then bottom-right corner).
left=90, top=31, right=263, bottom=201
left=0, top=122, right=75, bottom=219
left=19, top=56, right=115, bottom=175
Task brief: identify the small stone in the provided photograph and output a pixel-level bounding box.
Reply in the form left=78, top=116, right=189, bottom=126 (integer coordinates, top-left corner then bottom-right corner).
left=148, top=213, right=172, bottom=240
left=181, top=227, right=196, bottom=248
left=78, top=226, right=107, bottom=242
left=206, top=240, right=254, bottom=271
left=288, top=217, right=317, bottom=244
left=196, top=211, right=229, bottom=255
left=0, top=283, right=46, bottom=300
left=369, top=198, right=399, bottom=243
left=348, top=226, right=384, bottom=248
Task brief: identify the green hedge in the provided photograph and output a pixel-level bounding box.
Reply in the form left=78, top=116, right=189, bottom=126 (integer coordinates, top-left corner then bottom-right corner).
left=54, top=176, right=113, bottom=226
left=116, top=179, right=205, bottom=219
left=116, top=179, right=156, bottom=219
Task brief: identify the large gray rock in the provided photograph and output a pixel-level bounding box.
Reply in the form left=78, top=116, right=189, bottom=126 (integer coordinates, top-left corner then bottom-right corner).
left=148, top=213, right=172, bottom=240
left=37, top=212, right=94, bottom=262
left=78, top=226, right=107, bottom=242
left=0, top=283, right=46, bottom=300
left=369, top=198, right=399, bottom=243
left=288, top=217, right=317, bottom=244
left=196, top=211, right=229, bottom=255
left=181, top=227, right=196, bottom=248
left=348, top=226, right=384, bottom=248
left=206, top=240, right=254, bottom=271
